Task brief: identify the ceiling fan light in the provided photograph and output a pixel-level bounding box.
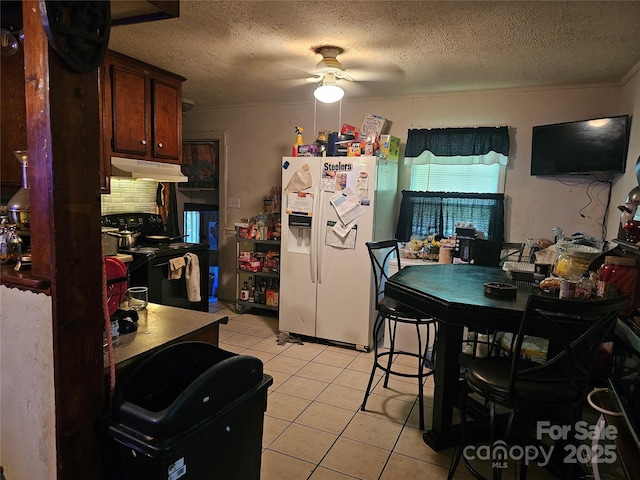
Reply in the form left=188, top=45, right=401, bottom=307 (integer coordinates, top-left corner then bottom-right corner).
left=314, top=84, right=344, bottom=103
left=314, top=74, right=344, bottom=103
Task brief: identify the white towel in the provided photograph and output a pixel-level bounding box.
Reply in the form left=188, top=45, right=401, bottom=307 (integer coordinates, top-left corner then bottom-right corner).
left=184, top=252, right=201, bottom=302
left=169, top=257, right=185, bottom=279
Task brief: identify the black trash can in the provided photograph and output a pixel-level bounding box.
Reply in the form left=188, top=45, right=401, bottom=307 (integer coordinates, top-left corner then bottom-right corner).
left=105, top=341, right=273, bottom=480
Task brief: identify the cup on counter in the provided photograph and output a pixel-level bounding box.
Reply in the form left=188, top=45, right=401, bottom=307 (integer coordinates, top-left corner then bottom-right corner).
left=127, top=286, right=148, bottom=310
left=439, top=247, right=453, bottom=264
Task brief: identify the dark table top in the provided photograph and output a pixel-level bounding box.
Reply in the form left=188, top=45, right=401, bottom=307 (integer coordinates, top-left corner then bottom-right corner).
left=385, top=263, right=536, bottom=332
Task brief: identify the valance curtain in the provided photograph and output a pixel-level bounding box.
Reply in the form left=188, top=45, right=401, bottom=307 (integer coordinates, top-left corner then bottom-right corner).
left=395, top=191, right=505, bottom=243
left=405, top=126, right=510, bottom=166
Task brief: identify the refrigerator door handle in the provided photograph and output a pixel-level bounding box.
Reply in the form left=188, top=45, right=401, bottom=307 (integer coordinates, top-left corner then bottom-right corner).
left=310, top=188, right=319, bottom=283
left=317, top=190, right=324, bottom=284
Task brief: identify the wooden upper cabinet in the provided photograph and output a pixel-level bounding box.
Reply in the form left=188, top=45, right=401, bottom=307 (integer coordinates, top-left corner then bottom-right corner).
left=152, top=79, right=181, bottom=160
left=100, top=50, right=185, bottom=193
left=111, top=64, right=148, bottom=157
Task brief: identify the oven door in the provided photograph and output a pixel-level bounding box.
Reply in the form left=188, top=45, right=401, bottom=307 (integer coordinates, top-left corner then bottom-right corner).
left=129, top=250, right=209, bottom=312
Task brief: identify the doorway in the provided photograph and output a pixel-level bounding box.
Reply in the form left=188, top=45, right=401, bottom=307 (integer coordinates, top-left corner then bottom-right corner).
left=178, top=138, right=222, bottom=305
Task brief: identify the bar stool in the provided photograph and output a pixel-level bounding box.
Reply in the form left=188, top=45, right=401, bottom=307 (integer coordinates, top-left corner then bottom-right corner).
left=360, top=240, right=438, bottom=430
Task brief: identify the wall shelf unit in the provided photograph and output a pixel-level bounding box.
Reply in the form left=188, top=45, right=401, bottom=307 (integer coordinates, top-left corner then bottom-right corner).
left=235, top=234, right=280, bottom=314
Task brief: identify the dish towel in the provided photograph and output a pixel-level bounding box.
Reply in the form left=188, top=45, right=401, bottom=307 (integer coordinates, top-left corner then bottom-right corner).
left=184, top=252, right=201, bottom=302
left=168, top=257, right=185, bottom=279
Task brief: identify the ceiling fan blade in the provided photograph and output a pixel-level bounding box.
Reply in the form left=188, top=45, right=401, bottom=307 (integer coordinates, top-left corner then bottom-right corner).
left=281, top=75, right=322, bottom=88
left=346, top=65, right=405, bottom=82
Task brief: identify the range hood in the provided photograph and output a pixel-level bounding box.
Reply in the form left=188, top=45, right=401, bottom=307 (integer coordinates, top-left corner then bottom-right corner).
left=111, top=157, right=188, bottom=182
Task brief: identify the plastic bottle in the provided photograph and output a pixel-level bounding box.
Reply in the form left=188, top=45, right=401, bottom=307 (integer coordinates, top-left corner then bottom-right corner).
left=247, top=276, right=255, bottom=303
left=292, top=126, right=304, bottom=157
left=240, top=281, right=249, bottom=301
left=575, top=272, right=594, bottom=300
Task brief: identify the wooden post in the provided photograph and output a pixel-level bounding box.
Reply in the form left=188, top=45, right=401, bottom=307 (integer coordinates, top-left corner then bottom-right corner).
left=22, top=2, right=105, bottom=478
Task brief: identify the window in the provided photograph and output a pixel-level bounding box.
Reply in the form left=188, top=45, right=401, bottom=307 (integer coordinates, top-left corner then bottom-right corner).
left=395, top=191, right=505, bottom=242
left=410, top=162, right=505, bottom=193
left=397, top=127, right=510, bottom=241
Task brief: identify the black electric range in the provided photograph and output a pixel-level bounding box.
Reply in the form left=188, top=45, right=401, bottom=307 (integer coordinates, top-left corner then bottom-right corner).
left=101, top=213, right=209, bottom=312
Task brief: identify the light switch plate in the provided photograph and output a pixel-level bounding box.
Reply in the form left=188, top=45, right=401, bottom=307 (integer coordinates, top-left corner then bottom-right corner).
left=228, top=197, right=240, bottom=208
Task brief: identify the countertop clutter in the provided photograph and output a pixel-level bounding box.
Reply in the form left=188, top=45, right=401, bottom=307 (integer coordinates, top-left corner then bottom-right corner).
left=105, top=303, right=228, bottom=372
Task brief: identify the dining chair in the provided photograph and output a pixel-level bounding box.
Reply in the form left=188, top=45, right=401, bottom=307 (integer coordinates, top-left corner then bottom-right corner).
left=360, top=240, right=438, bottom=431
left=448, top=294, right=629, bottom=480
left=462, top=239, right=507, bottom=360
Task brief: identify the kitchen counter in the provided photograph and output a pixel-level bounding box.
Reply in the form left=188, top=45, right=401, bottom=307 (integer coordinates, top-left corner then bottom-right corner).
left=104, top=303, right=228, bottom=374
left=1, top=254, right=133, bottom=293
left=109, top=253, right=134, bottom=263
left=0, top=263, right=51, bottom=292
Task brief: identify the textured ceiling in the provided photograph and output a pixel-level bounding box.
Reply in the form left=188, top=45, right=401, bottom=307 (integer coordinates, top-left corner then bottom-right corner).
left=107, top=1, right=640, bottom=109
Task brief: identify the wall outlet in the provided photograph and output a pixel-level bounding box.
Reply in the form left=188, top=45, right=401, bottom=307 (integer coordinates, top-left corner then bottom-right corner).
left=228, top=197, right=240, bottom=208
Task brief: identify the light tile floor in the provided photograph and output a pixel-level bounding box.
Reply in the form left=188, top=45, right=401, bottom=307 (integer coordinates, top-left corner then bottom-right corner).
left=209, top=301, right=569, bottom=480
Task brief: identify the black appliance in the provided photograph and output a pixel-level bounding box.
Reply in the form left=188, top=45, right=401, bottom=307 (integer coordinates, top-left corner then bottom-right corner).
left=101, top=213, right=209, bottom=312
left=531, top=114, right=630, bottom=176
left=453, top=226, right=476, bottom=262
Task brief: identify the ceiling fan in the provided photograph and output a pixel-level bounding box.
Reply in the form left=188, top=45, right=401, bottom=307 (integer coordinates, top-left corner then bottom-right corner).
left=310, top=45, right=353, bottom=103
left=279, top=44, right=403, bottom=103
left=312, top=45, right=354, bottom=81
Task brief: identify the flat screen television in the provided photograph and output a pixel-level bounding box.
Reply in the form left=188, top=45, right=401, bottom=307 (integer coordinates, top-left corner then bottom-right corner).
left=531, top=115, right=630, bottom=176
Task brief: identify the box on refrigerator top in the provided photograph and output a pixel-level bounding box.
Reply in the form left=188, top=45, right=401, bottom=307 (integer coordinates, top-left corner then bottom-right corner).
left=379, top=135, right=400, bottom=162
left=340, top=124, right=360, bottom=139
left=360, top=113, right=387, bottom=143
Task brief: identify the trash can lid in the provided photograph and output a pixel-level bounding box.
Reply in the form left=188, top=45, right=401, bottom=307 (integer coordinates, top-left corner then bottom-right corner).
left=112, top=342, right=266, bottom=438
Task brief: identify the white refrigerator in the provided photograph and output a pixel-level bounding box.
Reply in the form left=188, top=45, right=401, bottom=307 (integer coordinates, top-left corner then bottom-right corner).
left=279, top=155, right=398, bottom=350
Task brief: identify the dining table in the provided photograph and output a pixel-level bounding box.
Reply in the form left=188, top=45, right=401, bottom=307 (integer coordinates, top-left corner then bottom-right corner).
left=384, top=263, right=536, bottom=451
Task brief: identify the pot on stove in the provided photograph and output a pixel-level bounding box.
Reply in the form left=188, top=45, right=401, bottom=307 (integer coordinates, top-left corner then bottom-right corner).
left=107, top=229, right=140, bottom=248
left=102, top=227, right=119, bottom=256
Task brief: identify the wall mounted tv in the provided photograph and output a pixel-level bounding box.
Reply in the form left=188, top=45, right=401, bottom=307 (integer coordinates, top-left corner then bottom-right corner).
left=530, top=115, right=630, bottom=176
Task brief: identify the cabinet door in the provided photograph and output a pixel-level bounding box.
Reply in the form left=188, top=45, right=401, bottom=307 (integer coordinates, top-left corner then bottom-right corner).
left=151, top=78, right=181, bottom=161
left=111, top=64, right=148, bottom=157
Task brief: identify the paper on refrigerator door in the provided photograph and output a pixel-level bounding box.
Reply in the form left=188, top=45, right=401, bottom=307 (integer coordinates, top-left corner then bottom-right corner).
left=325, top=221, right=357, bottom=249
left=331, top=219, right=356, bottom=238
left=284, top=164, right=312, bottom=192
left=329, top=187, right=366, bottom=226
left=286, top=191, right=314, bottom=216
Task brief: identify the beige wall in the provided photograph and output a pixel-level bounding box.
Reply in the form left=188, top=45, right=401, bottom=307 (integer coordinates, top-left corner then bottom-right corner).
left=184, top=78, right=640, bottom=301
left=612, top=66, right=640, bottom=237
left=0, top=287, right=56, bottom=479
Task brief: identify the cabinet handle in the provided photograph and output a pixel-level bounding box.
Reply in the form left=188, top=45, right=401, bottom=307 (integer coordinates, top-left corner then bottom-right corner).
left=141, top=140, right=147, bottom=145
left=157, top=142, right=163, bottom=148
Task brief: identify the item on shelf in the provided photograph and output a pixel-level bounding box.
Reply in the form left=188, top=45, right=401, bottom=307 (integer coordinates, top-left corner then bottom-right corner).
left=240, top=281, right=250, bottom=301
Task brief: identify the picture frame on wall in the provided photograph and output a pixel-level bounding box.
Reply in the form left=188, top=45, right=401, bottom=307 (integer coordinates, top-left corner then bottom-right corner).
left=180, top=140, right=219, bottom=189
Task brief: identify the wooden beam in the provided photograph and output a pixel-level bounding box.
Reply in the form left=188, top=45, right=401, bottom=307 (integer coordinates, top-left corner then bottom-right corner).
left=22, top=2, right=105, bottom=478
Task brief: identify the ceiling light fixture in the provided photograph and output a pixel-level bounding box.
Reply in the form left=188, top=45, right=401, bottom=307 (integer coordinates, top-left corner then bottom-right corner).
left=182, top=98, right=196, bottom=113
left=314, top=73, right=344, bottom=103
